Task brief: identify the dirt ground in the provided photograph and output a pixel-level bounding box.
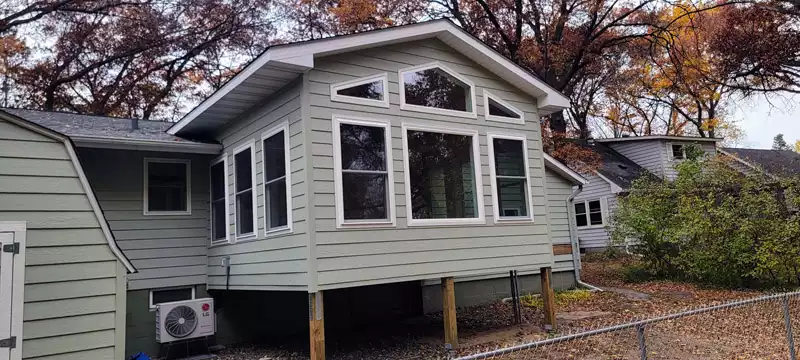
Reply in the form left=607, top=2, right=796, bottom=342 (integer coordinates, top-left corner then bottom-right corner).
left=216, top=257, right=798, bottom=360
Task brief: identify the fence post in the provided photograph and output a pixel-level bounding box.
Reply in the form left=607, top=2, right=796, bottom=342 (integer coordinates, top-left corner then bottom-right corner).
left=636, top=324, right=647, bottom=360
left=784, top=295, right=797, bottom=360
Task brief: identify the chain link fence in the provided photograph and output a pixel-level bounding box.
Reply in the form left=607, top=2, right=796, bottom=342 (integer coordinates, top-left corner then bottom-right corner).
left=454, top=291, right=800, bottom=360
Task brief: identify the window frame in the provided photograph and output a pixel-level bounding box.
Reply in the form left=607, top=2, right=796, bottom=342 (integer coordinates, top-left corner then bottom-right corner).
left=232, top=141, right=258, bottom=241
left=483, top=90, right=525, bottom=125
left=330, top=73, right=390, bottom=108
left=487, top=132, right=534, bottom=223
left=575, top=199, right=605, bottom=228
left=667, top=142, right=686, bottom=161
left=401, top=122, right=485, bottom=226
left=209, top=153, right=230, bottom=245
left=332, top=115, right=396, bottom=228
left=143, top=157, right=192, bottom=216
left=261, top=122, right=293, bottom=236
left=148, top=287, right=196, bottom=310
left=398, top=62, right=477, bottom=119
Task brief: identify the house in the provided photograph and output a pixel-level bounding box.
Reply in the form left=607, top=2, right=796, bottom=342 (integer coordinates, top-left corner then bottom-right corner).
left=719, top=147, right=800, bottom=178
left=0, top=19, right=590, bottom=360
left=572, top=136, right=722, bottom=251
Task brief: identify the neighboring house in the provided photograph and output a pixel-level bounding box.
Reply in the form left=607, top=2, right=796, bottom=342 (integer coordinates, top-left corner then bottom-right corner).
left=0, top=19, right=592, bottom=360
left=573, top=136, right=722, bottom=251
left=719, top=147, right=800, bottom=177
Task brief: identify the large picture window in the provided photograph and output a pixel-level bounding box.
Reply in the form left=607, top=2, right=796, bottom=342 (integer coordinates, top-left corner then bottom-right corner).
left=209, top=155, right=228, bottom=243
left=402, top=124, right=484, bottom=225
left=575, top=199, right=603, bottom=227
left=233, top=142, right=257, bottom=238
left=262, top=123, right=292, bottom=234
left=144, top=158, right=191, bottom=215
left=399, top=62, right=476, bottom=118
left=333, top=116, right=395, bottom=227
left=488, top=133, right=532, bottom=222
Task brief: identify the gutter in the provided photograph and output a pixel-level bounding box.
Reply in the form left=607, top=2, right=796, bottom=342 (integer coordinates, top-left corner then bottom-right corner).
left=71, top=134, right=223, bottom=154
left=567, top=185, right=603, bottom=292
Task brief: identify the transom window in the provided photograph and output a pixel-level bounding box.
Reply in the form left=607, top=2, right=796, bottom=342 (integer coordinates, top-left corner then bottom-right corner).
left=234, top=143, right=257, bottom=238
left=488, top=134, right=532, bottom=221
left=144, top=158, right=191, bottom=215
left=330, top=74, right=389, bottom=108
left=333, top=116, right=394, bottom=226
left=670, top=144, right=686, bottom=160
left=402, top=125, right=484, bottom=225
left=484, top=90, right=524, bottom=124
left=210, top=155, right=228, bottom=243
left=262, top=123, right=292, bottom=233
left=575, top=199, right=603, bottom=227
left=400, top=63, right=476, bottom=118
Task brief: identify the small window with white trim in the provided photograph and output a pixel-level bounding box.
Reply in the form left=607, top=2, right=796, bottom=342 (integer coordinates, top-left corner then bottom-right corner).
left=262, top=123, right=292, bottom=233
left=403, top=124, right=484, bottom=225
left=575, top=199, right=603, bottom=227
left=400, top=62, right=476, bottom=118
left=210, top=155, right=229, bottom=243
left=669, top=143, right=686, bottom=160
left=330, top=74, right=389, bottom=108
left=149, top=287, right=195, bottom=309
left=488, top=134, right=532, bottom=221
left=333, top=116, right=394, bottom=226
left=233, top=142, right=257, bottom=238
left=144, top=158, right=191, bottom=215
left=483, top=90, right=524, bottom=124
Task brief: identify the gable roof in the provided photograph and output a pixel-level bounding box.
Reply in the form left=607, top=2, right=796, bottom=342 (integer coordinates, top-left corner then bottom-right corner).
left=596, top=135, right=723, bottom=143
left=167, top=19, right=570, bottom=136
left=721, top=147, right=800, bottom=177
left=575, top=141, right=648, bottom=190
left=2, top=108, right=220, bottom=154
left=543, top=153, right=589, bottom=185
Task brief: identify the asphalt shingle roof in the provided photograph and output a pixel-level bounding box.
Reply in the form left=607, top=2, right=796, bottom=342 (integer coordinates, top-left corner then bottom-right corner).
left=574, top=141, right=649, bottom=189
left=723, top=147, right=800, bottom=177
left=2, top=108, right=208, bottom=144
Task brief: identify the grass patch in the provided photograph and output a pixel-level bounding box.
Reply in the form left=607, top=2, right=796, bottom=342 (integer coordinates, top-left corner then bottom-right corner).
left=520, top=289, right=593, bottom=308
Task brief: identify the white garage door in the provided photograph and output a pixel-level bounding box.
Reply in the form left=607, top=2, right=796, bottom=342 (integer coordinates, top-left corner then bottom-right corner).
left=0, top=223, right=25, bottom=360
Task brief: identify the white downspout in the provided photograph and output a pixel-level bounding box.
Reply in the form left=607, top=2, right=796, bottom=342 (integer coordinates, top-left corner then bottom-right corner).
left=567, top=185, right=603, bottom=292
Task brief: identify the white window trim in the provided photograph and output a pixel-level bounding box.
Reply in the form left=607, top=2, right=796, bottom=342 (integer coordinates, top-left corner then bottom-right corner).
left=483, top=90, right=525, bottom=124
left=232, top=141, right=258, bottom=241
left=148, top=287, right=196, bottom=310
left=487, top=132, right=534, bottom=223
left=332, top=115, right=396, bottom=228
left=575, top=198, right=605, bottom=229
left=209, top=153, right=230, bottom=245
left=667, top=142, right=687, bottom=161
left=398, top=61, right=477, bottom=119
left=261, top=122, right=294, bottom=236
left=401, top=122, right=485, bottom=226
left=143, top=157, right=192, bottom=216
left=330, top=73, right=390, bottom=108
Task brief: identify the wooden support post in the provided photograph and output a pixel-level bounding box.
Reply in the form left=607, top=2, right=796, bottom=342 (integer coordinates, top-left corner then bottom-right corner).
left=540, top=266, right=557, bottom=332
left=441, top=276, right=458, bottom=349
left=309, top=291, right=325, bottom=360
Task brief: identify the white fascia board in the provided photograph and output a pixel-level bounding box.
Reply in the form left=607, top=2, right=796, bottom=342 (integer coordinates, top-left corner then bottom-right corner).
left=71, top=135, right=222, bottom=154
left=596, top=136, right=723, bottom=143
left=594, top=171, right=625, bottom=194
left=543, top=153, right=589, bottom=185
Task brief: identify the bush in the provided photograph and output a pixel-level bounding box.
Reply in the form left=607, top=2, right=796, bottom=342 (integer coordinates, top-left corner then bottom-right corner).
left=622, top=263, right=658, bottom=283
left=611, top=147, right=800, bottom=289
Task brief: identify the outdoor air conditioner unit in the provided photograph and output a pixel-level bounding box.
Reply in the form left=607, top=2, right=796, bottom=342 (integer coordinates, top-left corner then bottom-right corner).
left=155, top=298, right=216, bottom=343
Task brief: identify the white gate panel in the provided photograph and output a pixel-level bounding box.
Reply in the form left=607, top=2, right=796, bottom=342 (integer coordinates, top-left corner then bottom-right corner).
left=0, top=222, right=25, bottom=360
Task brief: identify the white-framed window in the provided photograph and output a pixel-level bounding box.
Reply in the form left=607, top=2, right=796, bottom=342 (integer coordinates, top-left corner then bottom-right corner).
left=332, top=115, right=395, bottom=227
left=233, top=141, right=257, bottom=239
left=401, top=123, right=484, bottom=226
left=487, top=132, right=533, bottom=222
left=149, top=287, right=196, bottom=310
left=399, top=62, right=477, bottom=119
left=209, top=153, right=229, bottom=244
left=483, top=90, right=524, bottom=124
left=668, top=143, right=686, bottom=160
left=261, top=122, right=293, bottom=235
left=575, top=199, right=604, bottom=227
left=143, top=158, right=191, bottom=215
left=330, top=73, right=389, bottom=108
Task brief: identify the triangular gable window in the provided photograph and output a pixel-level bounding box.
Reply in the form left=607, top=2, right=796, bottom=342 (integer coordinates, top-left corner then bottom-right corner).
left=330, top=74, right=389, bottom=108
left=484, top=90, right=525, bottom=124
left=399, top=62, right=477, bottom=118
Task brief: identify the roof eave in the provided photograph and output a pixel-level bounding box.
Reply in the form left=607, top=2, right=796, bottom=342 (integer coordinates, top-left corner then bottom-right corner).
left=596, top=136, right=724, bottom=143
left=543, top=153, right=588, bottom=185
left=71, top=135, right=222, bottom=154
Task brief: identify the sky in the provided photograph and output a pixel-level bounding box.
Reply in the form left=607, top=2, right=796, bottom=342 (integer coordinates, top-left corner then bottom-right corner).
left=732, top=92, right=800, bottom=149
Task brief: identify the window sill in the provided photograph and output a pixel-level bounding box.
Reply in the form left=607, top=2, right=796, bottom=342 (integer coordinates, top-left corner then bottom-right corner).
left=485, top=115, right=525, bottom=125
left=265, top=227, right=293, bottom=237
left=337, top=220, right=396, bottom=229
left=331, top=95, right=390, bottom=108
left=406, top=218, right=486, bottom=227
left=209, top=239, right=231, bottom=248
left=234, top=233, right=257, bottom=242
left=400, top=103, right=477, bottom=119
left=143, top=210, right=192, bottom=216
left=494, top=217, right=534, bottom=224
left=577, top=224, right=606, bottom=230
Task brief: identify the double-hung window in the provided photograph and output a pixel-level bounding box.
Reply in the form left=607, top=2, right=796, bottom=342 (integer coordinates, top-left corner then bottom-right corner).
left=575, top=199, right=603, bottom=227
left=488, top=133, right=532, bottom=222
left=209, top=155, right=229, bottom=243
left=262, top=123, right=292, bottom=234
left=402, top=124, right=484, bottom=225
left=333, top=116, right=394, bottom=227
left=144, top=158, right=191, bottom=215
left=233, top=142, right=257, bottom=238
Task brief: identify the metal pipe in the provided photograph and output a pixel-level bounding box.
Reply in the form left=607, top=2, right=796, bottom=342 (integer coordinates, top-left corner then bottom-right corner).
left=636, top=325, right=647, bottom=360
left=567, top=185, right=603, bottom=292
left=784, top=295, right=797, bottom=360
